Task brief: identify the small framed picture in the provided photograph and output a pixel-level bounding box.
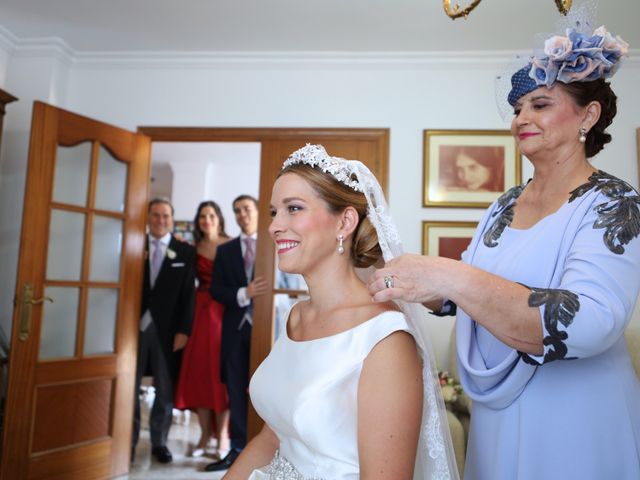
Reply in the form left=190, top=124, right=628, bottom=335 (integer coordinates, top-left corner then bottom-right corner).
left=173, top=220, right=195, bottom=244
left=423, top=129, right=521, bottom=208
left=422, top=221, right=478, bottom=260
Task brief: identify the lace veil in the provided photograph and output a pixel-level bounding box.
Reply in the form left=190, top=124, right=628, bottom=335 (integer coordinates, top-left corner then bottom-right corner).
left=283, top=144, right=459, bottom=480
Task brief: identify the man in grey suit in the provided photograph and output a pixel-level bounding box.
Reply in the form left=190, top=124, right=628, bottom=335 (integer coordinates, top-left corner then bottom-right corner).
left=132, top=198, right=196, bottom=464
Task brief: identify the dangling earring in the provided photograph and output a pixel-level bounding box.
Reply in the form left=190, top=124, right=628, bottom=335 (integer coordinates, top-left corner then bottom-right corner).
left=336, top=234, right=344, bottom=255
left=579, top=127, right=588, bottom=143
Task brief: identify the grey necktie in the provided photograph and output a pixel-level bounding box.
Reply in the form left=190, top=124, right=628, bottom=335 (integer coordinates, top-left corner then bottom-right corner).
left=242, top=237, right=255, bottom=327
left=150, top=239, right=164, bottom=286
left=140, top=240, right=163, bottom=331
left=243, top=237, right=255, bottom=279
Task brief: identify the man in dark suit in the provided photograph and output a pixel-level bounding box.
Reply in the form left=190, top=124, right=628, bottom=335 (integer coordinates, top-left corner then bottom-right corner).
left=132, top=198, right=196, bottom=464
left=205, top=194, right=267, bottom=471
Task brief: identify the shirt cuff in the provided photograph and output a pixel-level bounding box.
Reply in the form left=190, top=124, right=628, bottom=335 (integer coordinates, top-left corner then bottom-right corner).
left=237, top=287, right=250, bottom=307
left=430, top=299, right=457, bottom=317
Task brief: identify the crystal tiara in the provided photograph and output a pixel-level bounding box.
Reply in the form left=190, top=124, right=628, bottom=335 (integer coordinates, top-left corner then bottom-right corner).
left=282, top=144, right=364, bottom=192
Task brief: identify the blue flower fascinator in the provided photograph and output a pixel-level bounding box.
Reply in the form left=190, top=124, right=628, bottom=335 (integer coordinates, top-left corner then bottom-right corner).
left=495, top=2, right=630, bottom=118
left=508, top=25, right=629, bottom=106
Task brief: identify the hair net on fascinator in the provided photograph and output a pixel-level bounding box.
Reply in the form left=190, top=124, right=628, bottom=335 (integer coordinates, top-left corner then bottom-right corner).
left=494, top=0, right=629, bottom=120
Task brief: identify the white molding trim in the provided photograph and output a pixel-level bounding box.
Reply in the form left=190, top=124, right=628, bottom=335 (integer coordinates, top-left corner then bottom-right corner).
left=39, top=48, right=640, bottom=68
left=75, top=49, right=523, bottom=65
left=1, top=26, right=638, bottom=69
left=69, top=48, right=640, bottom=70
left=0, top=25, right=17, bottom=52
left=9, top=36, right=74, bottom=66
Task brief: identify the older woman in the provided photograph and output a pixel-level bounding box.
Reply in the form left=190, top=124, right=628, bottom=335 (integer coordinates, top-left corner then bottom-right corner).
left=369, top=23, right=640, bottom=480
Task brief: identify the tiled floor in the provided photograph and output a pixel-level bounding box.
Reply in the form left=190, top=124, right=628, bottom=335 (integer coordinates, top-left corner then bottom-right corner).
left=117, top=406, right=226, bottom=480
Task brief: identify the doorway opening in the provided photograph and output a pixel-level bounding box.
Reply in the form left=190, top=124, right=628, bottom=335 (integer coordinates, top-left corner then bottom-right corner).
left=132, top=126, right=389, bottom=475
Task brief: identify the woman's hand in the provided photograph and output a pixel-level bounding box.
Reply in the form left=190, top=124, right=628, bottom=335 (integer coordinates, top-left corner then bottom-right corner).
left=369, top=254, right=544, bottom=354
left=367, top=254, right=459, bottom=305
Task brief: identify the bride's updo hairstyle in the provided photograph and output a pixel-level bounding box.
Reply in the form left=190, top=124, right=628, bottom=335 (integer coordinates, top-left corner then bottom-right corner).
left=277, top=162, right=382, bottom=268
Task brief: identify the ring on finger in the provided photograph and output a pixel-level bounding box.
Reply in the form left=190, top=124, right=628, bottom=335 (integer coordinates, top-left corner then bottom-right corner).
left=384, top=275, right=394, bottom=289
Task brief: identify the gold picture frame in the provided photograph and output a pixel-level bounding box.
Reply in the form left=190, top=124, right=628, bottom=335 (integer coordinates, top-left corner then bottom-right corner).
left=423, top=129, right=521, bottom=208
left=422, top=221, right=478, bottom=259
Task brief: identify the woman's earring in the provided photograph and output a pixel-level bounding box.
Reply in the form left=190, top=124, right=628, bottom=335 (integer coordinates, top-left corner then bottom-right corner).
left=579, top=127, right=588, bottom=143
left=337, top=234, right=344, bottom=255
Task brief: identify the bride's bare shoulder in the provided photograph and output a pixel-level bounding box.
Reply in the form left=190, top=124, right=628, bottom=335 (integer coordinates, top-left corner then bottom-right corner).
left=347, top=301, right=401, bottom=326
left=365, top=300, right=401, bottom=319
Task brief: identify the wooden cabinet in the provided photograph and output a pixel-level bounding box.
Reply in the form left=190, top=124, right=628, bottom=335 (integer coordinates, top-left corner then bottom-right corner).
left=0, top=88, right=18, bottom=148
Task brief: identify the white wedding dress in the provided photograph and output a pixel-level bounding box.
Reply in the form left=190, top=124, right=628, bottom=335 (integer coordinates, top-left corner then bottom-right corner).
left=247, top=309, right=413, bottom=479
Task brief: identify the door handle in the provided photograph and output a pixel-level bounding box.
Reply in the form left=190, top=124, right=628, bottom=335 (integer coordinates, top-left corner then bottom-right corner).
left=30, top=296, right=54, bottom=305
left=18, top=283, right=53, bottom=341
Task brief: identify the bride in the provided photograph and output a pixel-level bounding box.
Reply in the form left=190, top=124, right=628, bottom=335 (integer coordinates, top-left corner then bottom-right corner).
left=223, top=144, right=458, bottom=479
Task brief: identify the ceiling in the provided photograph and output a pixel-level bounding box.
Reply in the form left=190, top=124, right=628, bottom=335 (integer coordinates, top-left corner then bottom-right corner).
left=0, top=0, right=638, bottom=54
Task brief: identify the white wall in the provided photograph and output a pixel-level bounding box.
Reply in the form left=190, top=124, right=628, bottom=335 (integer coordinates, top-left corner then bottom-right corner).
left=151, top=141, right=261, bottom=237
left=0, top=49, right=73, bottom=347
left=0, top=26, right=15, bottom=88
left=0, top=50, right=10, bottom=88
left=1, top=50, right=639, bottom=367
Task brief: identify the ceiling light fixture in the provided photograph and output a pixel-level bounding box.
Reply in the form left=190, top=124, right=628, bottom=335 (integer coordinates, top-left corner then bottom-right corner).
left=443, top=0, right=573, bottom=20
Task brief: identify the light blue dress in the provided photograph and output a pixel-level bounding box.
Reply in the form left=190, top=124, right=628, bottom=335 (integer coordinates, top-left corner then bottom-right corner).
left=456, top=171, right=640, bottom=480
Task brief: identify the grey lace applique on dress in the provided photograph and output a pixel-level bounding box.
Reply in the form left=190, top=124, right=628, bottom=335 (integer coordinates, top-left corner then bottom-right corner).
left=569, top=170, right=640, bottom=255
left=264, top=451, right=325, bottom=480
left=483, top=184, right=525, bottom=247
left=521, top=287, right=580, bottom=365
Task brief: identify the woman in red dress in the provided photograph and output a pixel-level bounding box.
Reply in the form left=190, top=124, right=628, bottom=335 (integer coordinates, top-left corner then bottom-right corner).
left=175, top=200, right=231, bottom=457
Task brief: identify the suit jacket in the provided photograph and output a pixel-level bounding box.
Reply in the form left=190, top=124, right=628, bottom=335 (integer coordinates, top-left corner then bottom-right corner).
left=210, top=237, right=250, bottom=366
left=141, top=235, right=196, bottom=380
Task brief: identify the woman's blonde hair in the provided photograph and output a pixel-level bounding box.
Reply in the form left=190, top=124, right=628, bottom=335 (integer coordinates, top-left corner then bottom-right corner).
left=277, top=163, right=382, bottom=268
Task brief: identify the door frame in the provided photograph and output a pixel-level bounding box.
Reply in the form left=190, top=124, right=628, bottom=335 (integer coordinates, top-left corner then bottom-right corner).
left=137, top=126, right=389, bottom=437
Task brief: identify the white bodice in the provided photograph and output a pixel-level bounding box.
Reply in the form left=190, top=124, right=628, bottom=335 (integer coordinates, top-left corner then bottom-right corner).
left=248, top=310, right=412, bottom=479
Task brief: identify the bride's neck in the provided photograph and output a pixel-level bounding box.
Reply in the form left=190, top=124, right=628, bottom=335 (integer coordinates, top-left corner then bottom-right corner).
left=304, top=261, right=368, bottom=313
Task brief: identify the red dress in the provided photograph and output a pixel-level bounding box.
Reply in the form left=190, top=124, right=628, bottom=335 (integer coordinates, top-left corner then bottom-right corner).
left=175, top=254, right=228, bottom=411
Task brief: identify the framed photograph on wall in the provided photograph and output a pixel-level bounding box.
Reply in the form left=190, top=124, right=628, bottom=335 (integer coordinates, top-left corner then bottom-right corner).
left=422, top=221, right=478, bottom=260
left=173, top=220, right=195, bottom=244
left=423, top=129, right=521, bottom=208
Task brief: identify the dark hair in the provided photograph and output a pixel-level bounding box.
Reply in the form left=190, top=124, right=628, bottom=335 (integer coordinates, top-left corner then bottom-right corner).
left=559, top=79, right=617, bottom=158
left=233, top=194, right=258, bottom=210
left=276, top=164, right=382, bottom=268
left=148, top=197, right=174, bottom=216
left=445, top=146, right=505, bottom=192
left=193, top=201, right=229, bottom=243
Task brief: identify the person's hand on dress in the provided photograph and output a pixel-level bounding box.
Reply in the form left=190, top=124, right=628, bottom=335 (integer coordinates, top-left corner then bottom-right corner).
left=247, top=277, right=268, bottom=299
left=173, top=333, right=189, bottom=352
left=367, top=254, right=459, bottom=306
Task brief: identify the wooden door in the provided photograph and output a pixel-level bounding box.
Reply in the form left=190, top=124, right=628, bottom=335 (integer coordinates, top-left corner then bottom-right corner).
left=1, top=102, right=150, bottom=479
